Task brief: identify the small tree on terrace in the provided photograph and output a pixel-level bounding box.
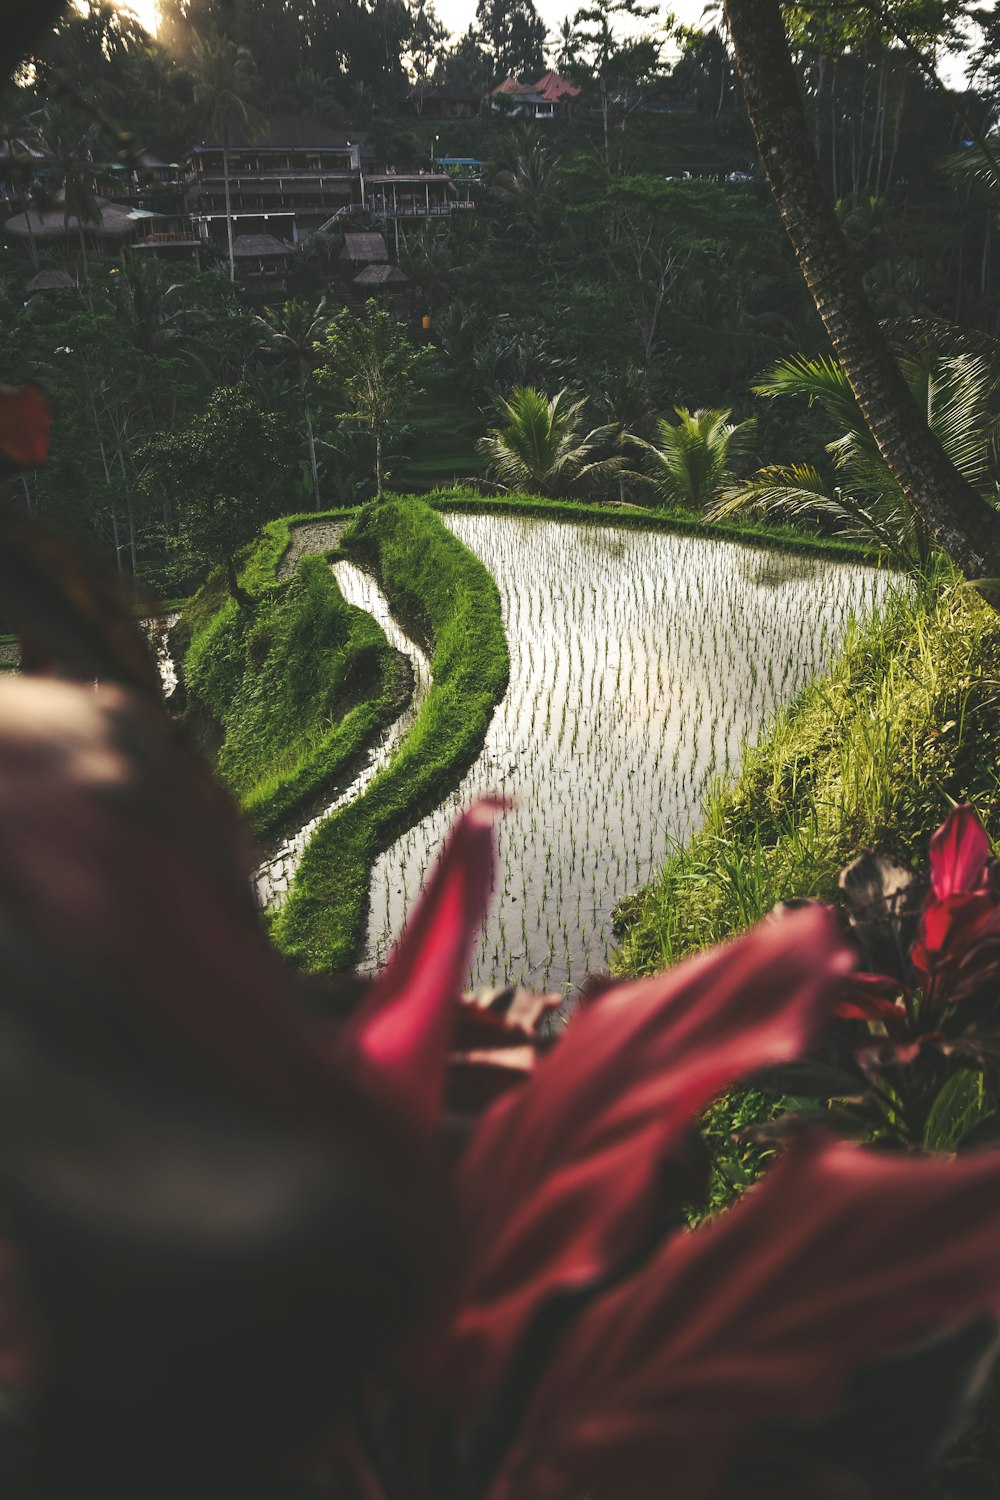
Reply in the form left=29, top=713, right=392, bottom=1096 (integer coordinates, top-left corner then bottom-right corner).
left=138, top=384, right=286, bottom=604
left=635, top=406, right=756, bottom=511
left=257, top=297, right=330, bottom=510
left=478, top=385, right=623, bottom=497
left=316, top=301, right=434, bottom=499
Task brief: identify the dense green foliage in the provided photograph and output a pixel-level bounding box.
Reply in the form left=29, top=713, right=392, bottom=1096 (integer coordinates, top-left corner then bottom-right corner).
left=183, top=514, right=403, bottom=839
left=274, top=495, right=509, bottom=970
left=614, top=567, right=1000, bottom=975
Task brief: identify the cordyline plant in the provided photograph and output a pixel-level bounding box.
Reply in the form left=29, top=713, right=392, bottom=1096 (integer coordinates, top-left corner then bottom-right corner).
left=749, top=802, right=1000, bottom=1158
left=6, top=384, right=1000, bottom=1500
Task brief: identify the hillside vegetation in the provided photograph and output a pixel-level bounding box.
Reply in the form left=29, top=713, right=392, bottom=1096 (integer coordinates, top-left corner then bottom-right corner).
left=615, top=568, right=1000, bottom=975
left=183, top=518, right=405, bottom=839
left=274, top=495, right=509, bottom=971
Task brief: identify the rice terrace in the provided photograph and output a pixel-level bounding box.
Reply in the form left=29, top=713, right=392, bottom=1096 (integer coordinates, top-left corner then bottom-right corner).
left=173, top=495, right=892, bottom=993
left=15, top=0, right=1000, bottom=1490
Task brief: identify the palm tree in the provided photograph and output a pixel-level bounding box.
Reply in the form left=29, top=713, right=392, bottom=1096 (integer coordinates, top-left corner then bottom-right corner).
left=38, top=105, right=107, bottom=280
left=633, top=406, right=756, bottom=511
left=107, top=253, right=206, bottom=364
left=712, top=351, right=998, bottom=571
left=185, top=30, right=266, bottom=283
left=257, top=298, right=330, bottom=509
left=477, top=386, right=622, bottom=498
left=723, top=0, right=1000, bottom=592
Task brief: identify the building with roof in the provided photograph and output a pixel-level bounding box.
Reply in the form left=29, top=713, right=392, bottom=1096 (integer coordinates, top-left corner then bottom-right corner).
left=184, top=129, right=363, bottom=250
left=24, top=268, right=77, bottom=294
left=231, top=233, right=291, bottom=295
left=491, top=72, right=581, bottom=120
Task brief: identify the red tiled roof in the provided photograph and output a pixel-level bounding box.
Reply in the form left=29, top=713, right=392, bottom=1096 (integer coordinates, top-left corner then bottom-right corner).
left=534, top=71, right=581, bottom=101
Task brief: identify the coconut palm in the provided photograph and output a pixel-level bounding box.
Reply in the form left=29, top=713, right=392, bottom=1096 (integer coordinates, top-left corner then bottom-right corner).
left=37, top=105, right=108, bottom=280
left=713, top=351, right=998, bottom=570
left=256, top=297, right=330, bottom=509
left=477, top=386, right=622, bottom=498
left=184, top=30, right=266, bottom=282
left=633, top=406, right=756, bottom=511
left=723, top=0, right=1000, bottom=591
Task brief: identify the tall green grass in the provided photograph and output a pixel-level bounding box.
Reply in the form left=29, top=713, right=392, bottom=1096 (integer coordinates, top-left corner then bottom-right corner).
left=273, top=495, right=510, bottom=972
left=615, top=566, right=1000, bottom=976
left=182, top=518, right=403, bottom=840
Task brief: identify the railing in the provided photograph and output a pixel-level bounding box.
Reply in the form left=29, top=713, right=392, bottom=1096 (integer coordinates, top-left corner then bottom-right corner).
left=364, top=196, right=467, bottom=219
left=136, top=229, right=200, bottom=244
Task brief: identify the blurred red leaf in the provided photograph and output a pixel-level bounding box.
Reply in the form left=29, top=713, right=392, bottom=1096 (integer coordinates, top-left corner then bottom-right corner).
left=343, top=799, right=508, bottom=1129
left=0, top=386, right=51, bottom=470
left=489, top=1134, right=1000, bottom=1500
left=437, top=906, right=854, bottom=1404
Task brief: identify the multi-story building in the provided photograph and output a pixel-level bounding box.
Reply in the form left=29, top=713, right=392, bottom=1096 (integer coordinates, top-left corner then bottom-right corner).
left=184, top=119, right=364, bottom=249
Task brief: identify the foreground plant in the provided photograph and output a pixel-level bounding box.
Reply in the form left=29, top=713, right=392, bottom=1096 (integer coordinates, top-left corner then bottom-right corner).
left=749, top=802, right=1000, bottom=1158
left=6, top=387, right=1000, bottom=1498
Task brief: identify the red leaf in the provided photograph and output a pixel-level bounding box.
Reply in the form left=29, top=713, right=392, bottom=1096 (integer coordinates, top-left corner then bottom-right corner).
left=437, top=906, right=854, bottom=1403
left=0, top=385, right=51, bottom=469
left=489, top=1135, right=1000, bottom=1500
left=835, top=970, right=908, bottom=1023
left=929, top=804, right=990, bottom=901
left=343, top=799, right=508, bottom=1129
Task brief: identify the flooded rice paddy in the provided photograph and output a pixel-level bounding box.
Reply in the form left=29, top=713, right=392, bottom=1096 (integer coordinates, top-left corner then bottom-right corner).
left=358, top=514, right=893, bottom=994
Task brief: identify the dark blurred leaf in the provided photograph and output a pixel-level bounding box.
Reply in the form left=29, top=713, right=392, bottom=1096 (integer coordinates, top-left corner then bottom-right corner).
left=0, top=506, right=162, bottom=699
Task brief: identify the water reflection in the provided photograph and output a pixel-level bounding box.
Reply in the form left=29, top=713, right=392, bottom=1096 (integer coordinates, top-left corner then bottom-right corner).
left=361, top=515, right=894, bottom=993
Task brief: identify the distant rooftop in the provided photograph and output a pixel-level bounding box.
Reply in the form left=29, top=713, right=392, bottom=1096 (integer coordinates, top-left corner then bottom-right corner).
left=191, top=116, right=359, bottom=151
left=231, top=233, right=289, bottom=257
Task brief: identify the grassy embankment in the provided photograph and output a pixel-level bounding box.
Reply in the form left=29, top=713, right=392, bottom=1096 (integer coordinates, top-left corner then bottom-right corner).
left=426, top=487, right=883, bottom=566
left=183, top=510, right=406, bottom=840
left=615, top=566, right=1000, bottom=974
left=273, top=495, right=509, bottom=972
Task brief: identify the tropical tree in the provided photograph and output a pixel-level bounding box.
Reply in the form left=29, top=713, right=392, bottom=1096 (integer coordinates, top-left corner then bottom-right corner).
left=184, top=30, right=266, bottom=283
left=713, top=350, right=998, bottom=570
left=257, top=297, right=330, bottom=509
left=475, top=0, right=546, bottom=82
left=723, top=0, right=1000, bottom=592
left=478, top=385, right=622, bottom=497
left=316, top=301, right=433, bottom=498
left=634, top=406, right=756, bottom=511
left=137, top=384, right=286, bottom=602
left=37, top=105, right=108, bottom=281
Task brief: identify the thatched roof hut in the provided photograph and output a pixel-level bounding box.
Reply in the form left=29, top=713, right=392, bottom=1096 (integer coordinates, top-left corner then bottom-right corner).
left=24, top=268, right=77, bottom=293
left=231, top=233, right=289, bottom=259
left=3, top=200, right=137, bottom=243
left=342, top=231, right=388, bottom=264
left=352, top=263, right=409, bottom=287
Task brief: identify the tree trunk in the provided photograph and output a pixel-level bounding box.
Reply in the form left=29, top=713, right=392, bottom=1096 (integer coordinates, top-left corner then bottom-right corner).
left=375, top=428, right=384, bottom=498
left=223, top=132, right=236, bottom=283
left=724, top=0, right=1000, bottom=588
left=225, top=554, right=252, bottom=607
left=301, top=374, right=321, bottom=509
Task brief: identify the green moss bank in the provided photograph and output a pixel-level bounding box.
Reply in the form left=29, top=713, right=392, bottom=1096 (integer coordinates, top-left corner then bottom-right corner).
left=273, top=495, right=510, bottom=972
left=615, top=568, right=1000, bottom=977
left=182, top=513, right=403, bottom=841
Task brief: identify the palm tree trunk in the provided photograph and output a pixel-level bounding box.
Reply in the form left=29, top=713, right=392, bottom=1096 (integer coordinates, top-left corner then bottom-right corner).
left=375, top=428, right=384, bottom=499
left=724, top=0, right=1000, bottom=588
left=301, top=374, right=321, bottom=509
left=223, top=131, right=236, bottom=283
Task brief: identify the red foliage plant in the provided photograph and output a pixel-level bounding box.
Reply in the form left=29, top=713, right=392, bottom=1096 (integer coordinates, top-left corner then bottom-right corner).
left=3, top=655, right=1000, bottom=1500
left=4, top=386, right=1000, bottom=1500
